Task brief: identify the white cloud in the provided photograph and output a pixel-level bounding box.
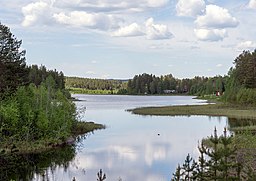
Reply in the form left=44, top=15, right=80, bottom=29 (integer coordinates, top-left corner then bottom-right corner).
left=112, top=23, right=144, bottom=37
left=194, top=28, right=227, bottom=41
left=145, top=18, right=173, bottom=40
left=21, top=0, right=171, bottom=36
left=248, top=0, right=256, bottom=9
left=216, top=64, right=223, bottom=67
left=53, top=0, right=168, bottom=12
left=195, top=5, right=239, bottom=29
left=53, top=11, right=114, bottom=30
left=147, top=0, right=169, bottom=8
left=236, top=41, right=256, bottom=51
left=22, top=1, right=50, bottom=27
left=176, top=0, right=205, bottom=17
left=112, top=18, right=172, bottom=40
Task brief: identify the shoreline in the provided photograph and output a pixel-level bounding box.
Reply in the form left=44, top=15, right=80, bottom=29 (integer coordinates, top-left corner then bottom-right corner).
left=0, top=122, right=105, bottom=155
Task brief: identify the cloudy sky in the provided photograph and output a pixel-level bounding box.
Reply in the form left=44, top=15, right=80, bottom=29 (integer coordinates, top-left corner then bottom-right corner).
left=1, top=0, right=256, bottom=79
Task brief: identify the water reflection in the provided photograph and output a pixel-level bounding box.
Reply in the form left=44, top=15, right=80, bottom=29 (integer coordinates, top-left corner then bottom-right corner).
left=228, top=117, right=256, bottom=134
left=0, top=95, right=230, bottom=180
left=228, top=117, right=256, bottom=128
left=0, top=146, right=76, bottom=181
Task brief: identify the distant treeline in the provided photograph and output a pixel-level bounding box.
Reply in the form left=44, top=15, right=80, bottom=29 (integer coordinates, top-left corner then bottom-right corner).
left=65, top=74, right=226, bottom=96
left=65, top=76, right=127, bottom=91
left=125, top=73, right=226, bottom=95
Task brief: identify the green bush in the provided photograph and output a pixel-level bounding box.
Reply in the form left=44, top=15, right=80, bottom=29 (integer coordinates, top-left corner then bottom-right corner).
left=0, top=77, right=77, bottom=143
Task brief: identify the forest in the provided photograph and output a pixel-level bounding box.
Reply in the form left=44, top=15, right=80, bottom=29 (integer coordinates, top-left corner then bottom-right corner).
left=125, top=73, right=225, bottom=95
left=65, top=76, right=127, bottom=94
left=0, top=22, right=103, bottom=154
left=65, top=73, right=226, bottom=96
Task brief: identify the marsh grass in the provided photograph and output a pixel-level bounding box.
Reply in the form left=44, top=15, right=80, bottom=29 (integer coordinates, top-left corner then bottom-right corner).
left=72, top=121, right=106, bottom=136
left=130, top=104, right=256, bottom=119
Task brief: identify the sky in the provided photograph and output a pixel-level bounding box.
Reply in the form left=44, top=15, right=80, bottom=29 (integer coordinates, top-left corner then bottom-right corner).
left=1, top=0, right=256, bottom=79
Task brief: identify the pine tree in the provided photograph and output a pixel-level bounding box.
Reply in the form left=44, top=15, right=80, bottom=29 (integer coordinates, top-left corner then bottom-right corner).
left=0, top=22, right=28, bottom=97
left=172, top=164, right=183, bottom=181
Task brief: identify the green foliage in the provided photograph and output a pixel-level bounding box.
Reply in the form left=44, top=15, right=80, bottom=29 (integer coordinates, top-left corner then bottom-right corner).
left=0, top=22, right=28, bottom=97
left=0, top=79, right=77, bottom=144
left=223, top=50, right=256, bottom=105
left=172, top=128, right=241, bottom=180
left=27, top=64, right=65, bottom=90
left=234, top=50, right=256, bottom=88
left=127, top=73, right=179, bottom=94
left=126, top=73, right=227, bottom=96
left=0, top=146, right=76, bottom=181
left=65, top=76, right=127, bottom=92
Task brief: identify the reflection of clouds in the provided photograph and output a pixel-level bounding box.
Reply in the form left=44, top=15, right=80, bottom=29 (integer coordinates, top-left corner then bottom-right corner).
left=77, top=155, right=101, bottom=169
left=145, top=142, right=169, bottom=166
left=146, top=174, right=165, bottom=181
left=110, top=145, right=138, bottom=161
left=76, top=145, right=138, bottom=170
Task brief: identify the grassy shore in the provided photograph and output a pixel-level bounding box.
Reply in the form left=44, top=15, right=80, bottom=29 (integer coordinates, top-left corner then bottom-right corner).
left=130, top=103, right=256, bottom=119
left=0, top=122, right=105, bottom=155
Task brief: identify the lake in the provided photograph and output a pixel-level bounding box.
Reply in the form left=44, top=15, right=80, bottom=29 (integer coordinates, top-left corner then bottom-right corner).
left=19, top=95, right=228, bottom=181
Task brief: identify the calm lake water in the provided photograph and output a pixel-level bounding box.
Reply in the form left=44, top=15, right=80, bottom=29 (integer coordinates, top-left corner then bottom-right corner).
left=31, top=94, right=228, bottom=181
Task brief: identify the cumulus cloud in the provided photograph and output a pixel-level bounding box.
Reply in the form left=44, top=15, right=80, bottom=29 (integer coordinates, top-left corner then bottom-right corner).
left=112, top=18, right=172, bottom=40
left=248, top=0, right=256, bottom=9
left=53, top=0, right=168, bottom=12
left=147, top=0, right=169, bottom=8
left=176, top=0, right=205, bottom=17
left=112, top=23, right=144, bottom=37
left=194, top=4, right=238, bottom=42
left=53, top=11, right=114, bottom=30
left=21, top=0, right=170, bottom=35
left=195, top=5, right=239, bottom=29
left=194, top=28, right=227, bottom=41
left=22, top=1, right=50, bottom=27
left=236, top=41, right=256, bottom=51
left=145, top=18, right=173, bottom=40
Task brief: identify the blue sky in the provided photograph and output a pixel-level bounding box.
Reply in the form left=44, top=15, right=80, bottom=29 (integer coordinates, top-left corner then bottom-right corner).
left=1, top=0, right=256, bottom=79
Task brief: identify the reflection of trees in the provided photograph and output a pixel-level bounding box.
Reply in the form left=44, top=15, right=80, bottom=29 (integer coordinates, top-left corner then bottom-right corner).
left=0, top=146, right=76, bottom=181
left=228, top=118, right=256, bottom=133
left=228, top=118, right=256, bottom=128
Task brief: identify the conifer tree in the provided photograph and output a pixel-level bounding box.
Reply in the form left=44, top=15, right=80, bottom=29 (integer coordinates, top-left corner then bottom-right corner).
left=0, top=22, right=28, bottom=97
left=171, top=164, right=183, bottom=181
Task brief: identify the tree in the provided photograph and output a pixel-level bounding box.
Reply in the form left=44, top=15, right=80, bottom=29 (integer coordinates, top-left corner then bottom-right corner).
left=233, top=50, right=256, bottom=88
left=0, top=22, right=28, bottom=97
